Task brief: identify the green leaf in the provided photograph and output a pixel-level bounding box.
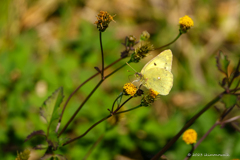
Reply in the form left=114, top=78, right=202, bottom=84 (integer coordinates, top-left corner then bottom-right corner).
left=40, top=87, right=64, bottom=136
left=25, top=130, right=46, bottom=142
left=41, top=154, right=67, bottom=160
left=221, top=94, right=237, bottom=108
left=117, top=92, right=123, bottom=107
left=216, top=51, right=230, bottom=76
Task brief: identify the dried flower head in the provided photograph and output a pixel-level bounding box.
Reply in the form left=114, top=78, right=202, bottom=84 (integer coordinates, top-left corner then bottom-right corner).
left=141, top=89, right=159, bottom=106
left=179, top=15, right=194, bottom=33
left=182, top=129, right=197, bottom=144
left=123, top=83, right=137, bottom=96
left=95, top=11, right=115, bottom=32
left=130, top=42, right=154, bottom=63
left=16, top=149, right=30, bottom=160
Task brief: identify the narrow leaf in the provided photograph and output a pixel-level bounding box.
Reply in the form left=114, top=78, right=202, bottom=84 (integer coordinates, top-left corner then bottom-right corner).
left=25, top=130, right=46, bottom=142
left=216, top=51, right=230, bottom=76
left=41, top=154, right=68, bottom=160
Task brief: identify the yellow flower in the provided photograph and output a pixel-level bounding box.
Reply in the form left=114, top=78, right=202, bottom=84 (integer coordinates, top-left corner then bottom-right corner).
left=179, top=15, right=194, bottom=33
left=140, top=89, right=158, bottom=106
left=123, top=83, right=137, bottom=96
left=149, top=89, right=159, bottom=99
left=16, top=149, right=30, bottom=160
left=94, top=11, right=115, bottom=32
left=182, top=129, right=197, bottom=144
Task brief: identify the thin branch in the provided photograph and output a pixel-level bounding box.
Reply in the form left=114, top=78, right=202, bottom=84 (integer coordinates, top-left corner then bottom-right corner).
left=112, top=96, right=133, bottom=114
left=105, top=63, right=127, bottom=79
left=151, top=93, right=222, bottom=160
left=82, top=134, right=104, bottom=160
left=62, top=114, right=111, bottom=146
left=100, top=32, right=105, bottom=79
left=194, top=122, right=218, bottom=150
left=62, top=95, right=137, bottom=145
left=115, top=105, right=143, bottom=115
left=58, top=80, right=104, bottom=137
left=111, top=93, right=123, bottom=112
left=222, top=115, right=240, bottom=124
left=154, top=32, right=182, bottom=51
left=58, top=57, right=122, bottom=130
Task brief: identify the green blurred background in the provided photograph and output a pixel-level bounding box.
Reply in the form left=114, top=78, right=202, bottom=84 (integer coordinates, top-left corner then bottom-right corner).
left=0, top=0, right=240, bottom=159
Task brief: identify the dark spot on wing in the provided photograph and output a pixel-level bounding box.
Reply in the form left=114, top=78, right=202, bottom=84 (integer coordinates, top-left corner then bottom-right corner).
left=154, top=63, right=157, bottom=66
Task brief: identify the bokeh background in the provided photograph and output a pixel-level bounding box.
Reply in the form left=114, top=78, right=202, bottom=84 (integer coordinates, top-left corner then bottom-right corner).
left=0, top=0, right=240, bottom=159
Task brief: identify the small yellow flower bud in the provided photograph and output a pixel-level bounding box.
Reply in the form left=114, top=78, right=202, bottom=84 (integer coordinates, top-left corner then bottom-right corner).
left=123, top=83, right=137, bottom=96
left=182, top=129, right=197, bottom=144
left=179, top=15, right=194, bottom=33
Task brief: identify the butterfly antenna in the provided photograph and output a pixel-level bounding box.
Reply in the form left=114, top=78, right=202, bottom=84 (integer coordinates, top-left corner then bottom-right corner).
left=126, top=62, right=137, bottom=73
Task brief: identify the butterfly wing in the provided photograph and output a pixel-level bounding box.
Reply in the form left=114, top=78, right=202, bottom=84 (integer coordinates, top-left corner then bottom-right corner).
left=141, top=49, right=173, bottom=74
left=142, top=67, right=173, bottom=95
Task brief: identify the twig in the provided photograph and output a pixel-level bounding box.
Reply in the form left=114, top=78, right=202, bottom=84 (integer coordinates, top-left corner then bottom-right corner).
left=151, top=93, right=222, bottom=160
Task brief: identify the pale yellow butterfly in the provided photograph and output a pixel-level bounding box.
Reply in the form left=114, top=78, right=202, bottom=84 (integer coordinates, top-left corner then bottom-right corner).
left=138, top=49, right=173, bottom=95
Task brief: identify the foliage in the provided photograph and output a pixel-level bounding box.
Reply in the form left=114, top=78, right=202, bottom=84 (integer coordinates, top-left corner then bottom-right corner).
left=0, top=0, right=240, bottom=160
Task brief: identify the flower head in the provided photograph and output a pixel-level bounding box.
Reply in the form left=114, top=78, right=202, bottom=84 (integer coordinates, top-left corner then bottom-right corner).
left=123, top=83, right=137, bottom=96
left=140, top=31, right=150, bottom=41
left=182, top=129, right=197, bottom=144
left=130, top=42, right=154, bottom=63
left=141, top=89, right=159, bottom=106
left=95, top=11, right=115, bottom=32
left=16, top=149, right=30, bottom=160
left=179, top=15, right=194, bottom=33
left=149, top=89, right=159, bottom=99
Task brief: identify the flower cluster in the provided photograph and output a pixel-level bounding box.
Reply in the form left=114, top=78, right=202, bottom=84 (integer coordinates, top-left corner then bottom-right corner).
left=141, top=89, right=159, bottom=106
left=123, top=83, right=137, bottom=96
left=182, top=129, right=197, bottom=144
left=95, top=11, right=115, bottom=32
left=15, top=149, right=30, bottom=160
left=130, top=42, right=154, bottom=63
left=179, top=15, right=194, bottom=33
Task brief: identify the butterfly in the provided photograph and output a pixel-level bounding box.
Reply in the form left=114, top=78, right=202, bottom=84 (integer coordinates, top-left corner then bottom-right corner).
left=138, top=49, right=173, bottom=95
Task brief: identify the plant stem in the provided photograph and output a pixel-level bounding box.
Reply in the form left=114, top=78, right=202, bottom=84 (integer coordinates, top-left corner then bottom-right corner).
left=115, top=105, right=142, bottom=115
left=82, top=134, right=104, bottom=160
left=58, top=57, right=122, bottom=131
left=112, top=96, right=133, bottom=114
left=105, top=63, right=128, bottom=79
left=62, top=96, right=139, bottom=145
left=151, top=93, right=223, bottom=160
left=100, top=32, right=105, bottom=79
left=63, top=114, right=111, bottom=146
left=58, top=63, right=129, bottom=137
left=111, top=93, right=123, bottom=112
left=154, top=32, right=182, bottom=51
left=58, top=80, right=103, bottom=137
left=194, top=122, right=218, bottom=151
